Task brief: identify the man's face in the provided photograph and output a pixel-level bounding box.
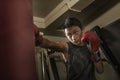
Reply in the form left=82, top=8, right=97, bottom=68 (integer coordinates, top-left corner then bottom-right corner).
left=65, top=26, right=83, bottom=45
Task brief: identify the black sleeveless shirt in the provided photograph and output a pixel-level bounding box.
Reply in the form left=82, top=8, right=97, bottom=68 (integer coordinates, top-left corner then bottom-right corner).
left=67, top=42, right=96, bottom=80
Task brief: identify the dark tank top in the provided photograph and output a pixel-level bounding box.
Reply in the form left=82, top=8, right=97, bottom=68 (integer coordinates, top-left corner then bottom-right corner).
left=67, top=42, right=96, bottom=80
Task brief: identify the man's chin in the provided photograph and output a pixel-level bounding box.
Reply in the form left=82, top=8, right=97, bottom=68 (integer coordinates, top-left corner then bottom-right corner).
left=72, top=42, right=80, bottom=45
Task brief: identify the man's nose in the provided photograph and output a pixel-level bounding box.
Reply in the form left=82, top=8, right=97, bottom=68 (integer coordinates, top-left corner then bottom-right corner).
left=72, top=35, right=77, bottom=41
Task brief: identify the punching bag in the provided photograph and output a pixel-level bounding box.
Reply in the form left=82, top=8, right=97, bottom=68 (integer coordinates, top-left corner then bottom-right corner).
left=0, top=0, right=37, bottom=80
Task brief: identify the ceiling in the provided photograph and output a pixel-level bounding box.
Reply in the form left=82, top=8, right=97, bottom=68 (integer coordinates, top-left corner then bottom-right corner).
left=33, top=0, right=120, bottom=37
left=33, top=0, right=62, bottom=18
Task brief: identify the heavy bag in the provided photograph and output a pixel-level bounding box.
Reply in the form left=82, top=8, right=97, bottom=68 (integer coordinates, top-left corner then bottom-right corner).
left=0, top=0, right=37, bottom=80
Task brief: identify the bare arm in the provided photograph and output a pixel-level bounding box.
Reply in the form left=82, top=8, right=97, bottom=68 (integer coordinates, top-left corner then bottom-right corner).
left=94, top=60, right=104, bottom=74
left=33, top=25, right=68, bottom=52
left=40, top=38, right=68, bottom=53
left=94, top=53, right=104, bottom=74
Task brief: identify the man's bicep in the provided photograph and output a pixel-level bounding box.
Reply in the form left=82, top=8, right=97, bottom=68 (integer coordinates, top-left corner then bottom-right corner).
left=41, top=38, right=68, bottom=52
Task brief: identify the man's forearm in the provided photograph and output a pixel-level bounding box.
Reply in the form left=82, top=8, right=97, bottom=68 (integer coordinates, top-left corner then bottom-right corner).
left=94, top=58, right=104, bottom=74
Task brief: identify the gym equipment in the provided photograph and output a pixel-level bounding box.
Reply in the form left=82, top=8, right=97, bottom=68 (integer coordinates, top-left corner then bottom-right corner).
left=0, top=0, right=37, bottom=80
left=91, top=19, right=120, bottom=75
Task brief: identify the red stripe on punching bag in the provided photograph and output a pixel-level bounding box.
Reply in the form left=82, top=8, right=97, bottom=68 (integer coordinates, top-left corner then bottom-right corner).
left=0, top=0, right=37, bottom=80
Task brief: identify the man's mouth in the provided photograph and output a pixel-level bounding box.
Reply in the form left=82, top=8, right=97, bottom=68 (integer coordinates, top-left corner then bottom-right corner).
left=73, top=40, right=79, bottom=44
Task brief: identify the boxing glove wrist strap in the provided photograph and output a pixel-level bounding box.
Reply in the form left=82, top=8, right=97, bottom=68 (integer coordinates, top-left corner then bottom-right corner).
left=93, top=51, right=101, bottom=62
left=35, top=35, right=43, bottom=45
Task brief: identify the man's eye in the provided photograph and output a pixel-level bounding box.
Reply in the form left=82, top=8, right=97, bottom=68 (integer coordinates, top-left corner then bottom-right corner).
left=68, top=35, right=72, bottom=37
left=68, top=34, right=72, bottom=37
left=74, top=31, right=79, bottom=34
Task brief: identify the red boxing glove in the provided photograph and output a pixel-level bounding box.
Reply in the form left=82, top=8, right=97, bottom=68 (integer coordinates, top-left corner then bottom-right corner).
left=33, top=24, right=43, bottom=44
left=81, top=31, right=99, bottom=52
left=81, top=31, right=100, bottom=62
left=33, top=24, right=39, bottom=37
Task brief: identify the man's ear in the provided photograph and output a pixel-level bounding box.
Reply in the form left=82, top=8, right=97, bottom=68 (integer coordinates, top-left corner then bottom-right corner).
left=80, top=29, right=84, bottom=35
left=81, top=27, right=85, bottom=33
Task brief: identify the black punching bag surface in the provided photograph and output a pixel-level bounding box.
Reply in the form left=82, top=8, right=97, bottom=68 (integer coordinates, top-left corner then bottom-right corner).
left=0, top=0, right=37, bottom=80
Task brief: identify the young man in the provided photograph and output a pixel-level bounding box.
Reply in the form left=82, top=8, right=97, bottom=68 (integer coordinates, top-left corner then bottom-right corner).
left=34, top=17, right=104, bottom=80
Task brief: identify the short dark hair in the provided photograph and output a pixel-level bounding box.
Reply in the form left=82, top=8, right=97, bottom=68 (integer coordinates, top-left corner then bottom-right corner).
left=63, top=17, right=82, bottom=30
